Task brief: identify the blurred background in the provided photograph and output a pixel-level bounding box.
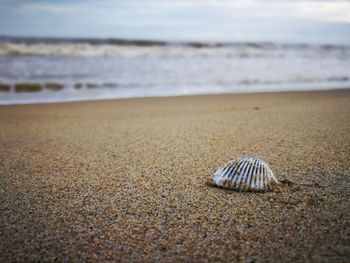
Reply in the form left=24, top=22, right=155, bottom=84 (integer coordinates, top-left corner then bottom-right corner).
left=0, top=0, right=349, bottom=104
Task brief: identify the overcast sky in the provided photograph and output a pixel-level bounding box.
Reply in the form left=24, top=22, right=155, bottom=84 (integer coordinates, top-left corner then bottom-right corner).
left=0, top=0, right=349, bottom=44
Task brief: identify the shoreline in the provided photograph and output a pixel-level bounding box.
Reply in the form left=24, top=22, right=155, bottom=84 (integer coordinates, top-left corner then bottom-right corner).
left=1, top=86, right=350, bottom=106
left=1, top=89, right=349, bottom=262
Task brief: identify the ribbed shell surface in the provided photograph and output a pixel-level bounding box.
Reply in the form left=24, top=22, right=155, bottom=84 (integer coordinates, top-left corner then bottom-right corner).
left=212, top=156, right=278, bottom=192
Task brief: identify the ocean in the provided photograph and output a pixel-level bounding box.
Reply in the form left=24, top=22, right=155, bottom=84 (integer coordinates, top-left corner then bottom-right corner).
left=0, top=37, right=349, bottom=105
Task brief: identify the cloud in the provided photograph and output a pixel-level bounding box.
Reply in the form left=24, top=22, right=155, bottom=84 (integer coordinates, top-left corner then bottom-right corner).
left=295, top=2, right=350, bottom=22
left=0, top=0, right=349, bottom=44
left=18, top=3, right=77, bottom=13
left=11, top=0, right=350, bottom=23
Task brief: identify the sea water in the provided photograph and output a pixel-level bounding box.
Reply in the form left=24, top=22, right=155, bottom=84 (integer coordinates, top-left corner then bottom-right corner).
left=0, top=37, right=349, bottom=105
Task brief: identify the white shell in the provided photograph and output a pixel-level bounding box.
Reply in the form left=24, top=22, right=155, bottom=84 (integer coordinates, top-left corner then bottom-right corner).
left=212, top=156, right=278, bottom=192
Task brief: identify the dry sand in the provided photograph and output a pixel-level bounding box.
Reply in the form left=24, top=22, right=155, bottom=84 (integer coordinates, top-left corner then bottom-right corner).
left=0, top=90, right=349, bottom=262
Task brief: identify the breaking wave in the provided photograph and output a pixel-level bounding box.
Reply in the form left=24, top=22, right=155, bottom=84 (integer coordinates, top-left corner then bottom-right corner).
left=0, top=37, right=349, bottom=104
left=0, top=37, right=349, bottom=58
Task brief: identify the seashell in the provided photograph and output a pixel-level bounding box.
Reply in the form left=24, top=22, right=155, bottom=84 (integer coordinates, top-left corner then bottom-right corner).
left=212, top=156, right=278, bottom=192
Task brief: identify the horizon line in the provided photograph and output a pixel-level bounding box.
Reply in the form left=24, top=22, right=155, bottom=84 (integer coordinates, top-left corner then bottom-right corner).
left=1, top=35, right=349, bottom=48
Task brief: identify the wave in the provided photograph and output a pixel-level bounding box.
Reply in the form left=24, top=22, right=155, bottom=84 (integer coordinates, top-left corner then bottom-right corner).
left=0, top=36, right=289, bottom=48
left=0, top=43, right=276, bottom=57
left=2, top=36, right=349, bottom=49
left=1, top=36, right=349, bottom=105
left=1, top=37, right=349, bottom=58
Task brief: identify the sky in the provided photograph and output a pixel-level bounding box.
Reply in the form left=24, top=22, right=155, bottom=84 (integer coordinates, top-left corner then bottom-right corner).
left=0, top=0, right=349, bottom=45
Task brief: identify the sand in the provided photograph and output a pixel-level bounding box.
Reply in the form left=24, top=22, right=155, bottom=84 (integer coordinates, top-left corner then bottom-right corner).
left=0, top=90, right=349, bottom=262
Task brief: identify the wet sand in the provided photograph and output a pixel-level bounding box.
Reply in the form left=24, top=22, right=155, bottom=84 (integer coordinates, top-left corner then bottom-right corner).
left=0, top=90, right=349, bottom=262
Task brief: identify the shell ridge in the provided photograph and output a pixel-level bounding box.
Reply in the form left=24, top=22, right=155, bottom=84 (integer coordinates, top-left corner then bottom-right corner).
left=225, top=162, right=238, bottom=180
left=236, top=157, right=254, bottom=190
left=213, top=160, right=232, bottom=181
left=220, top=162, right=233, bottom=178
left=257, top=162, right=264, bottom=190
left=253, top=158, right=262, bottom=189
left=260, top=160, right=267, bottom=189
left=228, top=159, right=245, bottom=181
left=237, top=159, right=251, bottom=190
left=236, top=157, right=252, bottom=185
left=242, top=157, right=257, bottom=190
left=231, top=159, right=247, bottom=189
left=257, top=160, right=264, bottom=189
left=249, top=158, right=260, bottom=190
left=264, top=165, right=271, bottom=190
left=229, top=158, right=247, bottom=186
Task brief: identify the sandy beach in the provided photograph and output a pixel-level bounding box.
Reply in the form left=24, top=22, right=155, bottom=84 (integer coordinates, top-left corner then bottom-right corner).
left=0, top=90, right=349, bottom=262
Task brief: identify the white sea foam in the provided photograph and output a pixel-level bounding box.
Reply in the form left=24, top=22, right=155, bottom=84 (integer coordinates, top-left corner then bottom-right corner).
left=0, top=41, right=349, bottom=105
left=0, top=42, right=283, bottom=57
left=1, top=42, right=349, bottom=58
